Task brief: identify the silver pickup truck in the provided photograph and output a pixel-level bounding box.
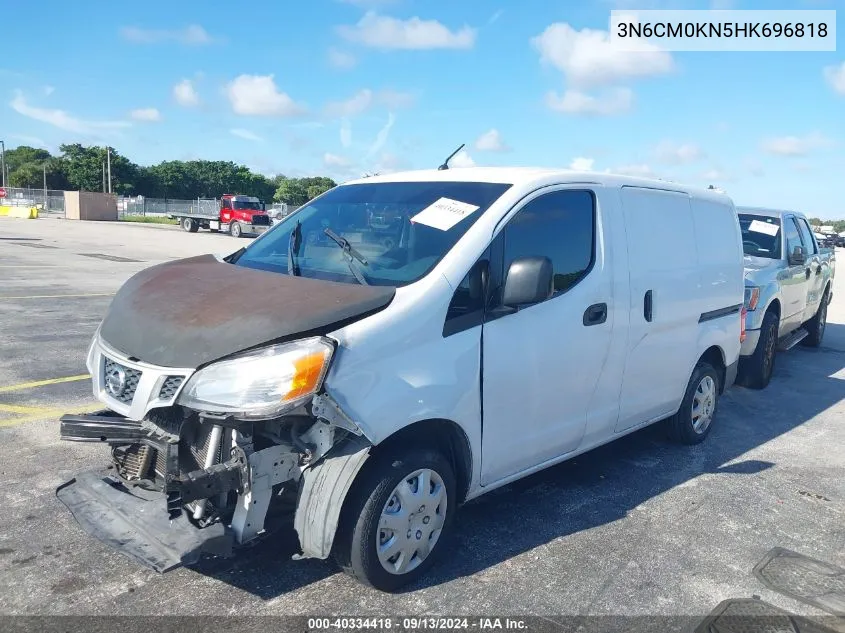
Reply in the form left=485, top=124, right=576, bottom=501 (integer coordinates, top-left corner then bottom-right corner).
left=737, top=207, right=836, bottom=388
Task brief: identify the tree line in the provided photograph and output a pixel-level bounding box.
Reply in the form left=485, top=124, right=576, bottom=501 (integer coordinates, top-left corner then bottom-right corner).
left=3, top=144, right=337, bottom=205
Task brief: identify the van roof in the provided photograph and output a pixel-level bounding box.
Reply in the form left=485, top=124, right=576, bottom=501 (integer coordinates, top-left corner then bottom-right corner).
left=737, top=206, right=807, bottom=219
left=344, top=167, right=732, bottom=202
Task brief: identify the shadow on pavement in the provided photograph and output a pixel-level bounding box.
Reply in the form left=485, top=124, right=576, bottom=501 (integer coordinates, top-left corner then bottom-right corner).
left=194, top=324, right=845, bottom=598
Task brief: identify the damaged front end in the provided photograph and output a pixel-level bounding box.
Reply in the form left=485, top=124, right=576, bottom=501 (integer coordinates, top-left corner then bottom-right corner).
left=57, top=334, right=371, bottom=573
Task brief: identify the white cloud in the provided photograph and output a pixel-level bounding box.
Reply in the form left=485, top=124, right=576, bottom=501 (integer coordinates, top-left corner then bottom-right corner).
left=569, top=157, right=595, bottom=171
left=173, top=79, right=200, bottom=107
left=226, top=74, right=306, bottom=117
left=378, top=89, right=415, bottom=109
left=611, top=163, right=655, bottom=177
left=328, top=47, right=357, bottom=70
left=366, top=112, right=396, bottom=159
left=324, top=152, right=351, bottom=167
left=545, top=88, right=633, bottom=116
left=450, top=149, right=476, bottom=168
left=325, top=89, right=373, bottom=117
left=475, top=128, right=510, bottom=152
left=531, top=22, right=674, bottom=88
left=487, top=10, right=504, bottom=25
left=373, top=152, right=409, bottom=173
left=338, top=12, right=476, bottom=50
left=760, top=132, right=832, bottom=157
left=10, top=91, right=130, bottom=134
left=11, top=134, right=48, bottom=148
left=654, top=141, right=704, bottom=164
left=340, top=118, right=353, bottom=148
left=325, top=88, right=415, bottom=117
left=230, top=128, right=263, bottom=142
left=43, top=85, right=54, bottom=96
left=120, top=24, right=215, bottom=45
left=823, top=62, right=845, bottom=95
left=130, top=107, right=161, bottom=122
left=702, top=168, right=733, bottom=182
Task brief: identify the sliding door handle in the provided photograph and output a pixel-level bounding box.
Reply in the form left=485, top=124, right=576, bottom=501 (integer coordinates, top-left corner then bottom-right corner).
left=583, top=302, right=608, bottom=326
left=644, top=290, right=653, bottom=322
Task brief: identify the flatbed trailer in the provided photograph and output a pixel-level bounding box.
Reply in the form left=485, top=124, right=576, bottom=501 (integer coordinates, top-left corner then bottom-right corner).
left=168, top=195, right=272, bottom=238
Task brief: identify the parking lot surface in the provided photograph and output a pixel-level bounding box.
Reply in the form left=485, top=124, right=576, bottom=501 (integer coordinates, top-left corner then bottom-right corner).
left=1, top=216, right=844, bottom=619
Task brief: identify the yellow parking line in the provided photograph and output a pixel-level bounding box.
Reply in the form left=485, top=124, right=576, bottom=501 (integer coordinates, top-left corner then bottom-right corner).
left=0, top=403, right=45, bottom=414
left=0, top=374, right=90, bottom=394
left=0, top=293, right=115, bottom=299
left=0, top=404, right=99, bottom=428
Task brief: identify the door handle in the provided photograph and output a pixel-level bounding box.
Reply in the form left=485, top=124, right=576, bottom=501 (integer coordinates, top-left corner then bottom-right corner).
left=644, top=290, right=653, bottom=322
left=816, top=264, right=823, bottom=276
left=583, top=302, right=608, bottom=326
left=805, top=267, right=811, bottom=279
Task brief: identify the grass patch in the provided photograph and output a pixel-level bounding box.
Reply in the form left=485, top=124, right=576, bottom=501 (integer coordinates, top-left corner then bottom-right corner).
left=120, top=215, right=178, bottom=225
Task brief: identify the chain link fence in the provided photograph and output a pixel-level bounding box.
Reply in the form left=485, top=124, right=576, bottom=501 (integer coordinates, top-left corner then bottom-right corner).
left=1, top=187, right=66, bottom=216
left=117, top=196, right=221, bottom=218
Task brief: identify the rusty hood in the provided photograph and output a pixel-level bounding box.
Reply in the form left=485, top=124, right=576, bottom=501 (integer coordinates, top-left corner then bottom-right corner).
left=98, top=254, right=395, bottom=368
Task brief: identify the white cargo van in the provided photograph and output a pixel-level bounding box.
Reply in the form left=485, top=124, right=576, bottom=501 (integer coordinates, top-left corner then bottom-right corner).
left=58, top=167, right=745, bottom=591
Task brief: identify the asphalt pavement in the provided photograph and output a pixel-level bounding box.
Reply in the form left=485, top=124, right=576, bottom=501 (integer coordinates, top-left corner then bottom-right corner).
left=0, top=216, right=843, bottom=621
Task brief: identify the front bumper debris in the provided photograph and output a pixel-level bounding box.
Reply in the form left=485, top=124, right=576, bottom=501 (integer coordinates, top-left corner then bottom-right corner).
left=56, top=470, right=233, bottom=572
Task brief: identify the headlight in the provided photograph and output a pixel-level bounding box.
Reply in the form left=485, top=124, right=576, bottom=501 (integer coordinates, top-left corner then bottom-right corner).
left=178, top=337, right=335, bottom=419
left=744, top=287, right=761, bottom=311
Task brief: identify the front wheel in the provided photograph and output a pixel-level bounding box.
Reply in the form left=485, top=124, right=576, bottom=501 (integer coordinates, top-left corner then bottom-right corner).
left=737, top=310, right=778, bottom=390
left=333, top=447, right=456, bottom=591
left=229, top=221, right=243, bottom=238
left=802, top=290, right=828, bottom=347
left=666, top=361, right=721, bottom=445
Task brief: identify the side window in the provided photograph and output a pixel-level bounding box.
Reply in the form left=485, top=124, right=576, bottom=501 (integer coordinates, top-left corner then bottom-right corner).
left=221, top=199, right=232, bottom=210
left=784, top=217, right=803, bottom=260
left=443, top=245, right=496, bottom=337
left=796, top=218, right=818, bottom=255
left=501, top=190, right=595, bottom=300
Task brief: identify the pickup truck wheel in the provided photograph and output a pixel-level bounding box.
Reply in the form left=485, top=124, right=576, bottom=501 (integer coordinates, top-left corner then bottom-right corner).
left=802, top=290, right=828, bottom=348
left=333, top=447, right=456, bottom=591
left=737, top=310, right=778, bottom=390
left=181, top=217, right=199, bottom=233
left=229, top=221, right=243, bottom=238
left=666, top=361, right=720, bottom=445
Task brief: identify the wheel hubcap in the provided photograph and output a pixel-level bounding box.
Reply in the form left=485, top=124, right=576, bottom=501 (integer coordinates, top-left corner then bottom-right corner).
left=691, top=375, right=716, bottom=434
left=376, top=468, right=447, bottom=575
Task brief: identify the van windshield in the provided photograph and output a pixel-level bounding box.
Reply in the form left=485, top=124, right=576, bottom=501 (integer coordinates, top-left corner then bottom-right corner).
left=234, top=181, right=512, bottom=286
left=738, top=214, right=782, bottom=259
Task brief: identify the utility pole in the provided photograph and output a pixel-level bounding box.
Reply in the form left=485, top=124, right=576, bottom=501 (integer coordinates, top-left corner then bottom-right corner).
left=102, top=162, right=106, bottom=192
left=43, top=163, right=47, bottom=210
left=0, top=140, right=5, bottom=188
left=106, top=146, right=112, bottom=194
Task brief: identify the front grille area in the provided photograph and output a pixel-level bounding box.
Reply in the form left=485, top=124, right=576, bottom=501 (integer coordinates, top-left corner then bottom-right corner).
left=252, top=214, right=271, bottom=226
left=103, top=357, right=141, bottom=405
left=158, top=376, right=184, bottom=400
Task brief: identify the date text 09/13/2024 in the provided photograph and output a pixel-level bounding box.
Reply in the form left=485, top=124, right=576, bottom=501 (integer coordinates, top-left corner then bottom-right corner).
left=307, top=617, right=528, bottom=630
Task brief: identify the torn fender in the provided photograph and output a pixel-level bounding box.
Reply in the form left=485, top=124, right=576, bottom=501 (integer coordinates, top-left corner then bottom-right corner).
left=294, top=434, right=371, bottom=559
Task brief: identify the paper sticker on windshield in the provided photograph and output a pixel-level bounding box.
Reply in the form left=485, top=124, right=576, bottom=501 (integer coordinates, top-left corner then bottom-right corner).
left=411, top=198, right=480, bottom=231
left=748, top=219, right=779, bottom=236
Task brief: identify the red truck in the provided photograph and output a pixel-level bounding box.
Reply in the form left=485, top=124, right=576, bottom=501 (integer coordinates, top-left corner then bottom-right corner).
left=170, top=194, right=272, bottom=238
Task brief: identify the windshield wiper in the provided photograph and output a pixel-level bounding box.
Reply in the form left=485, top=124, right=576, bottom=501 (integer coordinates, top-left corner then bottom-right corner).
left=288, top=220, right=302, bottom=276
left=323, top=228, right=369, bottom=285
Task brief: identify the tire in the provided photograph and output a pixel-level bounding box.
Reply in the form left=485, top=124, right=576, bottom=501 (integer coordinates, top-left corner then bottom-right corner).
left=182, top=217, right=198, bottom=233
left=666, top=361, right=721, bottom=445
left=333, top=447, right=456, bottom=592
left=229, top=221, right=243, bottom=238
left=802, top=289, right=828, bottom=348
left=737, top=310, right=778, bottom=390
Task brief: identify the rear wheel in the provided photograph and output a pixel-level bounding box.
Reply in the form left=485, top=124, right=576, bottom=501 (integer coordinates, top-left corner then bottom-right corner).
left=181, top=217, right=198, bottom=233
left=802, top=289, right=828, bottom=348
left=666, top=361, right=721, bottom=445
left=333, top=447, right=456, bottom=591
left=229, top=221, right=243, bottom=238
left=737, top=310, right=778, bottom=390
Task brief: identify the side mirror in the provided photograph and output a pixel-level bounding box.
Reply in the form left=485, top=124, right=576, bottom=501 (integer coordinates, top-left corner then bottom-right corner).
left=502, top=256, right=554, bottom=307
left=788, top=245, right=806, bottom=265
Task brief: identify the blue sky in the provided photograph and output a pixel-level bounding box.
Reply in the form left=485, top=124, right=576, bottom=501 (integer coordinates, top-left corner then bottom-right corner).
left=2, top=0, right=844, bottom=217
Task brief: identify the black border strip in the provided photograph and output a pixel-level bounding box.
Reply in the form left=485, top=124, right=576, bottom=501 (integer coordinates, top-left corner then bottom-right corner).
left=699, top=303, right=742, bottom=323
